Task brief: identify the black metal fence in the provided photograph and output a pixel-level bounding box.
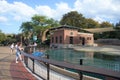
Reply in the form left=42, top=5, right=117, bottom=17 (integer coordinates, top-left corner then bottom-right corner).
left=22, top=46, right=120, bottom=80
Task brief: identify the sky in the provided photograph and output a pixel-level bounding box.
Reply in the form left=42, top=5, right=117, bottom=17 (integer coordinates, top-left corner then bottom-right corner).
left=0, top=0, right=120, bottom=34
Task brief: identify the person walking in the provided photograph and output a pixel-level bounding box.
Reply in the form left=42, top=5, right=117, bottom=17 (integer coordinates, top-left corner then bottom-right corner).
left=33, top=42, right=37, bottom=52
left=15, top=42, right=23, bottom=63
left=10, top=43, right=14, bottom=54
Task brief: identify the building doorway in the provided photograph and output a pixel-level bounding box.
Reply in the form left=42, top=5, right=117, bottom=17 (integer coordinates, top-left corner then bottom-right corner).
left=69, top=37, right=73, bottom=44
left=82, top=37, right=85, bottom=45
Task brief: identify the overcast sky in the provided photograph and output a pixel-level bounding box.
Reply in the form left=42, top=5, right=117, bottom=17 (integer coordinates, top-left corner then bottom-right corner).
left=0, top=0, right=120, bottom=34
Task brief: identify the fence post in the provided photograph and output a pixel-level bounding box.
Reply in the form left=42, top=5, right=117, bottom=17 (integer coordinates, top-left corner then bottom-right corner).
left=32, top=59, right=35, bottom=73
left=79, top=59, right=83, bottom=80
left=47, top=54, right=50, bottom=80
left=24, top=56, right=28, bottom=67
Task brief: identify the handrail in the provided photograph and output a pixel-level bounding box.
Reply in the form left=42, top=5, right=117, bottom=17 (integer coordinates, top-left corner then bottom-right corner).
left=21, top=51, right=120, bottom=79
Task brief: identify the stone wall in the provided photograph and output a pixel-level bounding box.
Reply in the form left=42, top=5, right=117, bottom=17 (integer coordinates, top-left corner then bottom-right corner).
left=95, top=39, right=120, bottom=45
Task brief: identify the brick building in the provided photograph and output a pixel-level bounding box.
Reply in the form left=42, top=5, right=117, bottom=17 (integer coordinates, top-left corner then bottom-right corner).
left=50, top=25, right=94, bottom=48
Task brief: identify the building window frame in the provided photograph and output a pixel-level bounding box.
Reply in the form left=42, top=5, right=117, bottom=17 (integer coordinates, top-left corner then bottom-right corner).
left=52, top=37, right=54, bottom=43
left=60, top=36, right=62, bottom=43
left=56, top=36, right=58, bottom=43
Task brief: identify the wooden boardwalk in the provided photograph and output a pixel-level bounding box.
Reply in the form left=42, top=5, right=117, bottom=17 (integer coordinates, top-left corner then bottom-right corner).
left=0, top=46, right=38, bottom=80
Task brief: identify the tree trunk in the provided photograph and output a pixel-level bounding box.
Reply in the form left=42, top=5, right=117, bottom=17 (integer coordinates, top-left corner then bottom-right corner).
left=41, top=29, right=49, bottom=42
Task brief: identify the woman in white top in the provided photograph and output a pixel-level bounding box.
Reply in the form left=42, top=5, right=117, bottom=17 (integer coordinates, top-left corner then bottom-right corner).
left=10, top=43, right=14, bottom=54
left=15, top=42, right=23, bottom=63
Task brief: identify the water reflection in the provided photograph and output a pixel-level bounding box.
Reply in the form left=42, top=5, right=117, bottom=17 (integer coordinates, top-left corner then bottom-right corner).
left=45, top=48, right=120, bottom=71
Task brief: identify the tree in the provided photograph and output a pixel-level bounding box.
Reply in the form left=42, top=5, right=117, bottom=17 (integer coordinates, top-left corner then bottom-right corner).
left=32, top=15, right=59, bottom=43
left=20, top=21, right=34, bottom=45
left=0, top=33, right=17, bottom=46
left=100, top=21, right=113, bottom=28
left=85, top=18, right=100, bottom=28
left=115, top=21, right=120, bottom=29
left=20, top=15, right=59, bottom=44
left=0, top=30, right=6, bottom=44
left=115, top=21, right=120, bottom=26
left=20, top=21, right=33, bottom=39
left=60, top=11, right=86, bottom=28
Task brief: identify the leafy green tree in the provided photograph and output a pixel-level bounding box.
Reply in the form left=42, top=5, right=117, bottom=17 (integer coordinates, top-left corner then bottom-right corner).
left=100, top=21, right=113, bottom=28
left=20, top=21, right=33, bottom=40
left=85, top=18, right=100, bottom=28
left=0, top=30, right=6, bottom=44
left=60, top=11, right=86, bottom=28
left=31, top=15, right=59, bottom=43
left=0, top=34, right=17, bottom=46
left=20, top=14, right=59, bottom=44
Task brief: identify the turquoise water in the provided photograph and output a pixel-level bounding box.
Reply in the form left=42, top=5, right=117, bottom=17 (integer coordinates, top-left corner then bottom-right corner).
left=45, top=48, right=120, bottom=71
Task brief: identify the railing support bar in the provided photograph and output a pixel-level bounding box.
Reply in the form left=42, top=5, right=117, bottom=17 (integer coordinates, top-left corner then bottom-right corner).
left=47, top=54, right=50, bottom=80
left=79, top=59, right=83, bottom=80
left=32, top=59, right=35, bottom=73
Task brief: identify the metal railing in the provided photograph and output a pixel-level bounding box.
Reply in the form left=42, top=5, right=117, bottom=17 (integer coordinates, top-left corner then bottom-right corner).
left=21, top=47, right=120, bottom=80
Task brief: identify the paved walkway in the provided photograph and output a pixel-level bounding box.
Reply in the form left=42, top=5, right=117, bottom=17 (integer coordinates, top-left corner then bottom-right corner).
left=0, top=46, right=38, bottom=80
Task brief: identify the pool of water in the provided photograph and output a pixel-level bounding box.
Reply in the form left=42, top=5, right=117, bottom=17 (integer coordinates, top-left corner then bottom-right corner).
left=45, top=48, right=120, bottom=71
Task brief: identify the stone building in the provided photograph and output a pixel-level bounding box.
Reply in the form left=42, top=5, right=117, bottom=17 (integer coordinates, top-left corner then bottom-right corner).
left=50, top=25, right=94, bottom=48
